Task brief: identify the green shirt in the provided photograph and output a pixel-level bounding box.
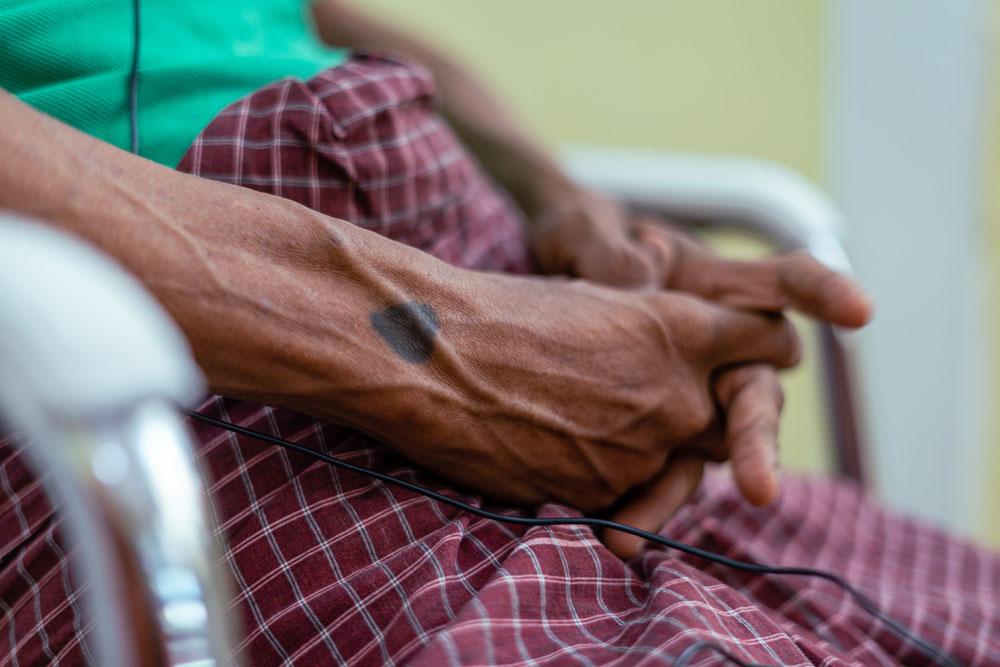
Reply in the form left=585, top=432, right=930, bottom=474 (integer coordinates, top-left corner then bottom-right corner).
left=0, top=1, right=349, bottom=166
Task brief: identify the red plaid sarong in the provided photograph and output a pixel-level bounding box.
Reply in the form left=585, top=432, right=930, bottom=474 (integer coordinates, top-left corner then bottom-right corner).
left=2, top=55, right=999, bottom=666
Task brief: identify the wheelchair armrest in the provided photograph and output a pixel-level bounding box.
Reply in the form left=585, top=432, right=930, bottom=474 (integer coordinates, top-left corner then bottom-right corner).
left=559, top=145, right=868, bottom=483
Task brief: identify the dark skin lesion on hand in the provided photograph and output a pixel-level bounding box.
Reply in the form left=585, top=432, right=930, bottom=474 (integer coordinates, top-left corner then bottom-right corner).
left=370, top=302, right=440, bottom=363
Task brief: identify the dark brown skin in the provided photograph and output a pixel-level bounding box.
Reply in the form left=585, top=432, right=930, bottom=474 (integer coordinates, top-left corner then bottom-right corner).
left=0, top=89, right=804, bottom=515
left=0, top=2, right=872, bottom=563
left=312, top=1, right=873, bottom=556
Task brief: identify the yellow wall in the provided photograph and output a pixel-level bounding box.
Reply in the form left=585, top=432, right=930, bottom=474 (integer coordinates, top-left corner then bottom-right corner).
left=362, top=1, right=824, bottom=175
left=364, top=0, right=831, bottom=473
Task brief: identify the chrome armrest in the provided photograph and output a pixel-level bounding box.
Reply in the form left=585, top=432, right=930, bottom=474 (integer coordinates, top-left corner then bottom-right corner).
left=0, top=214, right=236, bottom=666
left=561, top=145, right=868, bottom=482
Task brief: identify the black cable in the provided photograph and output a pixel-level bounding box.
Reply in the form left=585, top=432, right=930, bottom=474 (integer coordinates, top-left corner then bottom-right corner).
left=184, top=409, right=960, bottom=667
left=128, top=0, right=141, bottom=155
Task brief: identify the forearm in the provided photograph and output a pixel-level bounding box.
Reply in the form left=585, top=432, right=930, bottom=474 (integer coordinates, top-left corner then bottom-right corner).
left=0, top=90, right=459, bottom=423
left=311, top=1, right=576, bottom=221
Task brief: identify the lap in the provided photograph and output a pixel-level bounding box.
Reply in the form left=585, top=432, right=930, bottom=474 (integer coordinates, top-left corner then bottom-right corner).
left=6, top=406, right=999, bottom=665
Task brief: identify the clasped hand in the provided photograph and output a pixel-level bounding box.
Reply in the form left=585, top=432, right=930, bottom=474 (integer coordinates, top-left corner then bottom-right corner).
left=351, top=188, right=872, bottom=560
left=527, top=188, right=872, bottom=556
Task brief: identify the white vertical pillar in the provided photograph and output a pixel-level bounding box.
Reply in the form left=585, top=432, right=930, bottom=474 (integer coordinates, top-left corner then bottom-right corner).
left=829, top=0, right=992, bottom=533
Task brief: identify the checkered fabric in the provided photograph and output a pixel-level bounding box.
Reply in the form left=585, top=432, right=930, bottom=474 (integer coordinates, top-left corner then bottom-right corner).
left=2, top=54, right=999, bottom=666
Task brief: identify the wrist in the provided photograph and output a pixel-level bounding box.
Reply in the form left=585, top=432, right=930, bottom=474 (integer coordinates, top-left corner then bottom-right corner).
left=460, top=127, right=578, bottom=224
left=189, top=198, right=468, bottom=426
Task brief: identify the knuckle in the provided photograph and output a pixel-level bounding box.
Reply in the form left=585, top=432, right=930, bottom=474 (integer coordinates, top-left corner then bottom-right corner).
left=813, top=257, right=845, bottom=289
left=787, top=252, right=838, bottom=301
left=784, top=251, right=818, bottom=276
left=675, top=390, right=714, bottom=437
left=605, top=244, right=656, bottom=288
left=693, top=393, right=715, bottom=429
left=685, top=265, right=726, bottom=302
left=661, top=294, right=717, bottom=361
left=762, top=264, right=791, bottom=309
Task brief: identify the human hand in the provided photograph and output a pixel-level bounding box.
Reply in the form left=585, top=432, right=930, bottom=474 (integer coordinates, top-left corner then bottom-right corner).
left=528, top=188, right=872, bottom=557
left=354, top=267, right=800, bottom=520
left=530, top=189, right=872, bottom=327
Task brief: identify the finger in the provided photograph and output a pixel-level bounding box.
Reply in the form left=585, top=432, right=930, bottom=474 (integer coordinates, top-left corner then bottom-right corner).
left=683, top=251, right=873, bottom=329
left=689, top=298, right=802, bottom=369
left=603, top=456, right=705, bottom=559
left=774, top=253, right=873, bottom=328
left=634, top=220, right=873, bottom=329
left=714, top=365, right=783, bottom=506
